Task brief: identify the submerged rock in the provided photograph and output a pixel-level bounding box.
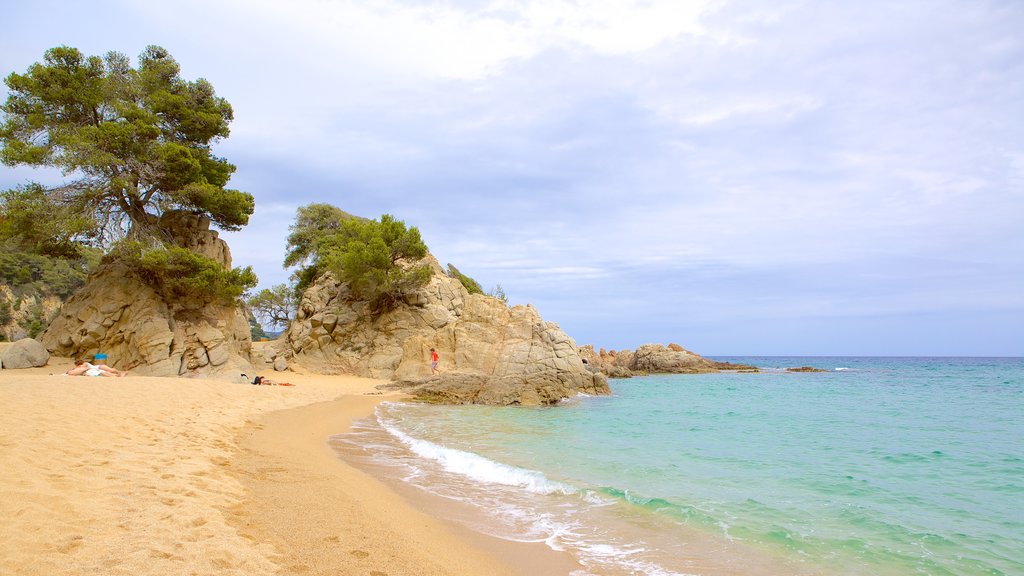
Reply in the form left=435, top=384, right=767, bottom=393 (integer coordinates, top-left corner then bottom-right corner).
left=786, top=366, right=828, bottom=372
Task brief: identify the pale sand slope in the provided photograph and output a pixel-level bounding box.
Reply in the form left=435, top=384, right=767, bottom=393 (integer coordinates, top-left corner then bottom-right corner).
left=0, top=360, right=515, bottom=576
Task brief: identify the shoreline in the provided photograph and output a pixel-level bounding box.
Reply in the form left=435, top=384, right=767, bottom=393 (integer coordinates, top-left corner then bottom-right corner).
left=0, top=363, right=572, bottom=575
left=227, top=392, right=584, bottom=575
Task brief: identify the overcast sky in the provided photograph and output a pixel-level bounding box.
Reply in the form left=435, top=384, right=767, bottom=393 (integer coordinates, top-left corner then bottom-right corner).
left=2, top=0, right=1022, bottom=355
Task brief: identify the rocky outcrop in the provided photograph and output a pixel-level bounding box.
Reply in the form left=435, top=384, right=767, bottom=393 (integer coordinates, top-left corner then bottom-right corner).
left=275, top=256, right=608, bottom=405
left=630, top=343, right=727, bottom=373
left=40, top=212, right=253, bottom=378
left=0, top=285, right=63, bottom=343
left=0, top=338, right=50, bottom=369
left=579, top=345, right=635, bottom=378
left=579, top=343, right=758, bottom=377
left=786, top=366, right=827, bottom=372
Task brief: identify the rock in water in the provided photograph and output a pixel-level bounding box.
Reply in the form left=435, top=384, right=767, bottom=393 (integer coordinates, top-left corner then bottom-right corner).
left=629, top=343, right=725, bottom=373
left=279, top=256, right=609, bottom=405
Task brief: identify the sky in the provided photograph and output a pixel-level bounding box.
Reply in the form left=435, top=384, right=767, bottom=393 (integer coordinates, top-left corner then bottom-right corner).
left=2, top=0, right=1022, bottom=356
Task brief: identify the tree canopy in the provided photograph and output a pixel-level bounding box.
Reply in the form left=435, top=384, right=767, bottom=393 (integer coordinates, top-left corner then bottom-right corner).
left=246, top=284, right=296, bottom=330
left=0, top=45, right=254, bottom=248
left=284, top=203, right=360, bottom=271
left=284, top=205, right=431, bottom=311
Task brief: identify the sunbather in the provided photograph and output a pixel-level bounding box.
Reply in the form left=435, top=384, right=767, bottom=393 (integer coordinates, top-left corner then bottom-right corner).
left=65, top=359, right=128, bottom=377
left=251, top=375, right=295, bottom=386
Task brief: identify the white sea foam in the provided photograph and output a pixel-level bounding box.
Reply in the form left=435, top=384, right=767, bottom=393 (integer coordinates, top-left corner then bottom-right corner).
left=378, top=415, right=577, bottom=495
left=356, top=406, right=701, bottom=576
left=575, top=542, right=695, bottom=576
left=835, top=367, right=851, bottom=371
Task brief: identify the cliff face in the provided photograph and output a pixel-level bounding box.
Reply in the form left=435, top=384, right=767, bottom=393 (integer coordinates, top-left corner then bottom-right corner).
left=40, top=213, right=253, bottom=377
left=273, top=256, right=609, bottom=405
left=0, top=285, right=63, bottom=342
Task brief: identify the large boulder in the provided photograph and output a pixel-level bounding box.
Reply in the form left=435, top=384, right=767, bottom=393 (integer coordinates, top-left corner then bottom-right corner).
left=40, top=212, right=253, bottom=378
left=0, top=338, right=50, bottom=369
left=279, top=256, right=609, bottom=405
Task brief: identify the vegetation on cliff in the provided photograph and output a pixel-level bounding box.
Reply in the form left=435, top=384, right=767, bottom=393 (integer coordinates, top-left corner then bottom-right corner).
left=1, top=45, right=257, bottom=318
left=446, top=263, right=483, bottom=295
left=0, top=237, right=102, bottom=341
left=112, top=241, right=257, bottom=308
left=284, top=204, right=431, bottom=311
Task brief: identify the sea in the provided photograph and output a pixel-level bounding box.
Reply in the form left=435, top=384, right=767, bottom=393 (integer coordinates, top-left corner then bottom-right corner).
left=331, top=357, right=1024, bottom=576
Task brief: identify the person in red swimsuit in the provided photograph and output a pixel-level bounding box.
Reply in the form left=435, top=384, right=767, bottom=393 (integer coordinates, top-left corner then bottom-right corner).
left=430, top=348, right=439, bottom=375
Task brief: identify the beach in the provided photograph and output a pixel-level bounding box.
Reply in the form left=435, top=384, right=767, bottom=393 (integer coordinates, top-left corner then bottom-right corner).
left=0, top=359, right=560, bottom=575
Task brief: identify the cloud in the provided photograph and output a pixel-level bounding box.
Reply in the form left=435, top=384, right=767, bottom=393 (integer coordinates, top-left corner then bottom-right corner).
left=3, top=0, right=1022, bottom=354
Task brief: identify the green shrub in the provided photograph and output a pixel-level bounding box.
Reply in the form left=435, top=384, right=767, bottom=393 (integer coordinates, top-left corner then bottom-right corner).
left=0, top=300, right=11, bottom=325
left=446, top=263, right=483, bottom=295
left=316, top=214, right=431, bottom=312
left=248, top=314, right=267, bottom=340
left=488, top=283, right=509, bottom=304
left=0, top=239, right=100, bottom=299
left=18, top=304, right=48, bottom=339
left=115, top=242, right=257, bottom=307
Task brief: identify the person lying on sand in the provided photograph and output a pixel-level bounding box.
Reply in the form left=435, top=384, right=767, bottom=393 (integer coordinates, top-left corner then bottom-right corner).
left=65, top=359, right=129, bottom=378
left=251, top=375, right=295, bottom=386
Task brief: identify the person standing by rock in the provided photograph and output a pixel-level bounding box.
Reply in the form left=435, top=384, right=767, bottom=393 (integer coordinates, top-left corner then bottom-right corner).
left=430, top=348, right=440, bottom=375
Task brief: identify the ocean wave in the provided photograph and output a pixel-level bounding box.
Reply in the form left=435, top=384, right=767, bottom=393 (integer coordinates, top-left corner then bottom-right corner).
left=378, top=416, right=577, bottom=495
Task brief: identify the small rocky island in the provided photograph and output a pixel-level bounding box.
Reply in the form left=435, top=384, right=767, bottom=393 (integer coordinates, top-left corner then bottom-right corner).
left=577, top=343, right=758, bottom=378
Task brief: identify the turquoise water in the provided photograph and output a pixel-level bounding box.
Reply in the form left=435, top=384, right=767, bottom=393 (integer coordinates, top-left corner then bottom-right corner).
left=336, top=357, right=1024, bottom=575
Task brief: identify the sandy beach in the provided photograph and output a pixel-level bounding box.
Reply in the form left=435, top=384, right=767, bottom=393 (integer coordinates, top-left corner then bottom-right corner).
left=0, top=359, right=540, bottom=575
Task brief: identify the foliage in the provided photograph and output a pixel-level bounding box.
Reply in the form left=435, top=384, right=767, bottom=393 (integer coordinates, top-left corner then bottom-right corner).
left=19, top=304, right=48, bottom=339
left=488, top=283, right=509, bottom=304
left=248, top=313, right=267, bottom=341
left=283, top=205, right=431, bottom=312
left=0, top=183, right=97, bottom=257
left=446, top=263, right=508, bottom=305
left=323, top=214, right=431, bottom=311
left=446, top=263, right=483, bottom=295
left=0, top=45, right=253, bottom=248
left=0, top=299, right=11, bottom=326
left=114, top=242, right=257, bottom=307
left=284, top=203, right=359, bottom=270
left=246, top=284, right=296, bottom=330
left=0, top=238, right=101, bottom=299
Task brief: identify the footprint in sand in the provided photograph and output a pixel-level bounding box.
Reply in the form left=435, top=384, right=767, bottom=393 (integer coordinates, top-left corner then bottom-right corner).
left=350, top=550, right=370, bottom=559
left=56, top=535, right=84, bottom=554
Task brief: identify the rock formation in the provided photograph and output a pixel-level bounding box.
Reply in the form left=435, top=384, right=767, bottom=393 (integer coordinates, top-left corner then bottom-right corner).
left=40, top=212, right=253, bottom=378
left=579, top=343, right=758, bottom=377
left=272, top=256, right=609, bottom=405
left=0, top=285, right=63, bottom=343
left=0, top=338, right=50, bottom=369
